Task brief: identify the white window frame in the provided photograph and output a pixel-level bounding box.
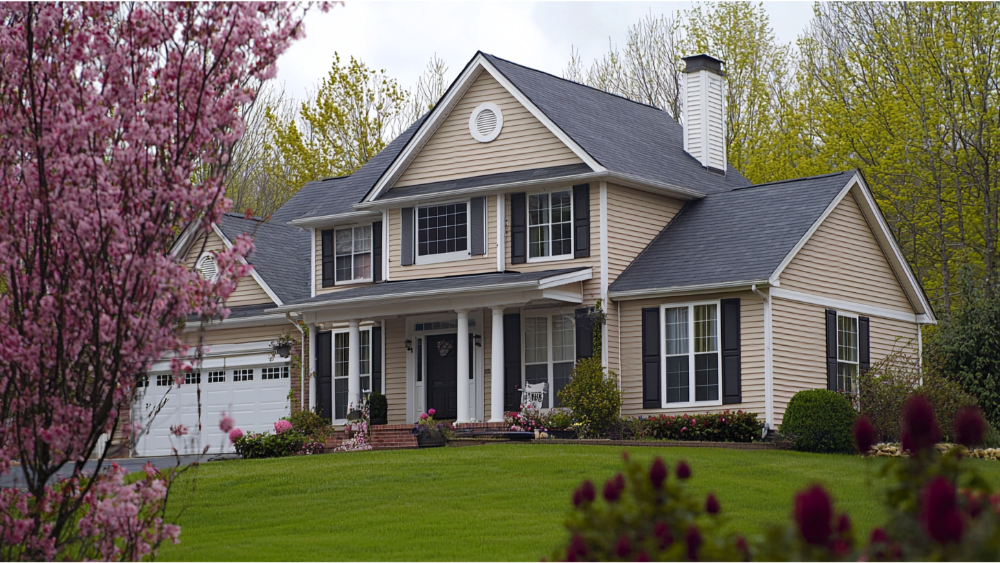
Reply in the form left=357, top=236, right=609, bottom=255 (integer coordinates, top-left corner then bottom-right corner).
left=521, top=308, right=577, bottom=409
left=414, top=200, right=472, bottom=265
left=334, top=224, right=373, bottom=285
left=836, top=311, right=859, bottom=394
left=660, top=300, right=723, bottom=409
left=526, top=188, right=575, bottom=264
left=331, top=327, right=373, bottom=423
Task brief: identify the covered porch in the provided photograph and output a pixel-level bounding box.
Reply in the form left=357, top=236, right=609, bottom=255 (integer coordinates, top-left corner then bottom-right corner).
left=272, top=267, right=594, bottom=425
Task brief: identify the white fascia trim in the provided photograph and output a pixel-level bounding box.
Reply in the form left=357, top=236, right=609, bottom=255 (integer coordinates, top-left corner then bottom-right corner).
left=609, top=280, right=770, bottom=301
left=183, top=313, right=292, bottom=331
left=288, top=210, right=382, bottom=230
left=169, top=220, right=200, bottom=258
left=355, top=171, right=703, bottom=211
left=310, top=227, right=316, bottom=298
left=159, top=340, right=275, bottom=359
left=211, top=224, right=284, bottom=306
left=769, top=287, right=933, bottom=324
left=540, top=289, right=584, bottom=303
left=538, top=267, right=593, bottom=289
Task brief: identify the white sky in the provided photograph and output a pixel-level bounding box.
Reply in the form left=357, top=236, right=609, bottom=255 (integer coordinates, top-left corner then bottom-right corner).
left=275, top=1, right=817, bottom=102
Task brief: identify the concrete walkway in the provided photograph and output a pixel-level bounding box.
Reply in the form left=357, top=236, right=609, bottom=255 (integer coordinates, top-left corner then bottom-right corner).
left=0, top=454, right=238, bottom=489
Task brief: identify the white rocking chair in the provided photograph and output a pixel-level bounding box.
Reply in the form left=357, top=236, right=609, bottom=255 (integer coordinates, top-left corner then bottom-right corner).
left=520, top=382, right=548, bottom=411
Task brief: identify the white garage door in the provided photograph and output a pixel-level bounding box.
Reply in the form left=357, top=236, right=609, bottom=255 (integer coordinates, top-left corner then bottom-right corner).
left=132, top=344, right=291, bottom=457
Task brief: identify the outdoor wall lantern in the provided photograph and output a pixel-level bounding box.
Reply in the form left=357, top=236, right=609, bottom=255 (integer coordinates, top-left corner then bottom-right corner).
left=474, top=334, right=482, bottom=347
left=405, top=339, right=413, bottom=352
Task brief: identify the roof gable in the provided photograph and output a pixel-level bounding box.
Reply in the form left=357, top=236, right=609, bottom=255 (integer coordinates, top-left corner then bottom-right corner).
left=181, top=225, right=282, bottom=306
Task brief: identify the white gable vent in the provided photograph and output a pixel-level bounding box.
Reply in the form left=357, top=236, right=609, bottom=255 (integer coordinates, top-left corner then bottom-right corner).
left=195, top=253, right=218, bottom=281
left=469, top=102, right=503, bottom=143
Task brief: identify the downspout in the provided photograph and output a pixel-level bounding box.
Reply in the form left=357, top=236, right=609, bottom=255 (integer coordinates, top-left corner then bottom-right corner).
left=751, top=284, right=774, bottom=432
left=286, top=312, right=306, bottom=411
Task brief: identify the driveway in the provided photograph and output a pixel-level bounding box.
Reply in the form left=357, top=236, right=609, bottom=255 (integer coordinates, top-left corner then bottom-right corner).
left=0, top=454, right=238, bottom=489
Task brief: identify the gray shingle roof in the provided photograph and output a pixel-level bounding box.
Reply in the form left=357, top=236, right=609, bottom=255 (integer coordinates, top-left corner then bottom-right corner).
left=275, top=267, right=589, bottom=310
left=609, top=171, right=853, bottom=294
left=482, top=53, right=752, bottom=195
left=217, top=214, right=312, bottom=303
left=376, top=163, right=591, bottom=201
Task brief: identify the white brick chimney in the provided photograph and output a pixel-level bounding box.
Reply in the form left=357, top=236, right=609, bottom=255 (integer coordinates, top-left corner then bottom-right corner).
left=682, top=54, right=727, bottom=173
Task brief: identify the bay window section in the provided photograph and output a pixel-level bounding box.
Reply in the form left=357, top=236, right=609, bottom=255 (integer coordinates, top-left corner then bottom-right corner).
left=335, top=225, right=372, bottom=283
left=523, top=312, right=576, bottom=408
left=528, top=191, right=572, bottom=260
left=837, top=314, right=858, bottom=394
left=662, top=303, right=721, bottom=406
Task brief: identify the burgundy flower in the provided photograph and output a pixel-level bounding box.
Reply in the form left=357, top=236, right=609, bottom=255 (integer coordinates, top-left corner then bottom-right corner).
left=614, top=472, right=625, bottom=492
left=869, top=528, right=888, bottom=544
left=901, top=396, right=941, bottom=453
left=649, top=457, right=668, bottom=489
left=836, top=513, right=851, bottom=534
left=572, top=488, right=582, bottom=508
left=676, top=460, right=691, bottom=480
left=566, top=534, right=587, bottom=562
left=920, top=476, right=963, bottom=544
left=603, top=479, right=621, bottom=502
left=705, top=493, right=720, bottom=515
left=853, top=416, right=876, bottom=454
left=580, top=480, right=595, bottom=503
left=685, top=525, right=702, bottom=561
left=735, top=536, right=749, bottom=557
left=832, top=540, right=850, bottom=556
left=615, top=534, right=632, bottom=559
left=793, top=485, right=833, bottom=545
left=954, top=406, right=986, bottom=447
left=653, top=521, right=673, bottom=550
left=635, top=550, right=650, bottom=562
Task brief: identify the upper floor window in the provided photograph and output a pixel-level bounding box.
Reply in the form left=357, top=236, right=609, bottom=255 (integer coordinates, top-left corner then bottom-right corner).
left=528, top=190, right=572, bottom=260
left=336, top=225, right=372, bottom=283
left=662, top=302, right=721, bottom=406
left=837, top=313, right=858, bottom=393
left=418, top=202, right=468, bottom=258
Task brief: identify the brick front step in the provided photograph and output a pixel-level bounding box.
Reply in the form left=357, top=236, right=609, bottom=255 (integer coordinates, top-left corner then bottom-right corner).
left=370, top=424, right=417, bottom=450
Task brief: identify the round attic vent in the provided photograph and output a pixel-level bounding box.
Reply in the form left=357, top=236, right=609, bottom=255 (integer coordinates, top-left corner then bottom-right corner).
left=469, top=102, right=503, bottom=143
left=195, top=253, right=219, bottom=281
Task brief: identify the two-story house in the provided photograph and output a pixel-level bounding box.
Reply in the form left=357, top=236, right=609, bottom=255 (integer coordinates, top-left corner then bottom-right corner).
left=136, top=52, right=934, bottom=456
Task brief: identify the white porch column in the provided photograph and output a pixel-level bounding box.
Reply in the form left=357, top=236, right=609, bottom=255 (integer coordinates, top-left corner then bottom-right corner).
left=456, top=309, right=471, bottom=423
left=348, top=319, right=361, bottom=411
left=490, top=307, right=505, bottom=422
left=308, top=323, right=317, bottom=412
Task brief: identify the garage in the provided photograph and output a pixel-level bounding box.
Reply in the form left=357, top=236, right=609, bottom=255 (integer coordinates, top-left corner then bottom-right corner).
left=132, top=341, right=291, bottom=457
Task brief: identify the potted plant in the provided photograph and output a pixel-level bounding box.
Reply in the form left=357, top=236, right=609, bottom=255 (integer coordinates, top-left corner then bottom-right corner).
left=368, top=392, right=388, bottom=426
left=411, top=409, right=449, bottom=447
left=270, top=332, right=296, bottom=359
left=545, top=408, right=577, bottom=439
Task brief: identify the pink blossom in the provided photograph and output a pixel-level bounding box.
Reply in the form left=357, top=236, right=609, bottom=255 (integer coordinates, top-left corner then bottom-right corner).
left=169, top=425, right=188, bottom=437
left=219, top=412, right=235, bottom=433
left=229, top=429, right=245, bottom=443
left=274, top=420, right=293, bottom=434
left=420, top=413, right=428, bottom=420
left=428, top=408, right=436, bottom=416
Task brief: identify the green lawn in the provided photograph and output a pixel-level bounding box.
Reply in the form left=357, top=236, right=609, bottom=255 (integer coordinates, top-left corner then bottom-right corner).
left=159, top=444, right=1000, bottom=561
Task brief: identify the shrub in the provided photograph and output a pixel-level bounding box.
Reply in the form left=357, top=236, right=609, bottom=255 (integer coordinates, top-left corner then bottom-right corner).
left=233, top=430, right=305, bottom=459
left=504, top=406, right=546, bottom=432
left=645, top=411, right=762, bottom=443
left=854, top=344, right=922, bottom=443
left=916, top=373, right=979, bottom=443
left=544, top=408, right=574, bottom=430
left=368, top=392, right=388, bottom=424
left=984, top=422, right=1000, bottom=449
left=559, top=356, right=622, bottom=437
left=779, top=390, right=857, bottom=454
left=285, top=409, right=330, bottom=440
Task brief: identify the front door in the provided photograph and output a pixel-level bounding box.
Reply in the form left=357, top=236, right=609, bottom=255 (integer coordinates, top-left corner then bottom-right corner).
left=425, top=333, right=458, bottom=420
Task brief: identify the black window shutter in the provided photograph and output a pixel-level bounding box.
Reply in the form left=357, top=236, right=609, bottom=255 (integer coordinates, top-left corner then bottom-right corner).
left=859, top=316, right=870, bottom=373
left=641, top=307, right=661, bottom=409
left=721, top=298, right=742, bottom=404
left=503, top=313, right=522, bottom=411
left=372, top=221, right=383, bottom=282
left=575, top=307, right=593, bottom=360
left=321, top=229, right=335, bottom=288
left=470, top=197, right=486, bottom=256
left=573, top=183, right=590, bottom=258
left=400, top=208, right=414, bottom=266
left=371, top=325, right=382, bottom=394
left=510, top=193, right=527, bottom=264
left=825, top=309, right=838, bottom=391
left=316, top=331, right=332, bottom=420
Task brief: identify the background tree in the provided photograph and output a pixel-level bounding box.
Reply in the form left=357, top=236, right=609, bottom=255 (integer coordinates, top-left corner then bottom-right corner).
left=0, top=3, right=309, bottom=559
left=402, top=53, right=449, bottom=126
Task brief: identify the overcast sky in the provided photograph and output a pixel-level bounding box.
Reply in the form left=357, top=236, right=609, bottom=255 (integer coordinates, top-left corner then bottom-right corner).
left=274, top=1, right=818, bottom=102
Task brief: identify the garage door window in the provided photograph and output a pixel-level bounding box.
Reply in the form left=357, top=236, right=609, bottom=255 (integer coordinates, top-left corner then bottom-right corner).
left=262, top=366, right=290, bottom=380
left=156, top=374, right=171, bottom=386
left=233, top=368, right=253, bottom=382
left=208, top=371, right=225, bottom=383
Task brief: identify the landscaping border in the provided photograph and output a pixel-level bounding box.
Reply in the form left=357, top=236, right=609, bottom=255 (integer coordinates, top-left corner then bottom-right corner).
left=524, top=439, right=775, bottom=450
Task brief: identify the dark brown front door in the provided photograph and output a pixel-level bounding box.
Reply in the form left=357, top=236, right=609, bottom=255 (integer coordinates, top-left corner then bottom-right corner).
left=425, top=333, right=458, bottom=420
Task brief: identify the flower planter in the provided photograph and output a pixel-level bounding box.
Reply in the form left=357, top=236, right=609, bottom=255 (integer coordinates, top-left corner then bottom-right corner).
left=415, top=432, right=446, bottom=448
left=548, top=429, right=577, bottom=439
left=274, top=343, right=291, bottom=358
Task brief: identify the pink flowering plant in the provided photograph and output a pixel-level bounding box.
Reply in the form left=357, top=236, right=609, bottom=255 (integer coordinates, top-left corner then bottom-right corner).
left=643, top=410, right=762, bottom=443
left=505, top=405, right=547, bottom=433
left=0, top=3, right=314, bottom=559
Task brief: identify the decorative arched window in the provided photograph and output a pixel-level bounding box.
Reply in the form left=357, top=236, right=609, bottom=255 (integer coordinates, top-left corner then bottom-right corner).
left=195, top=253, right=218, bottom=281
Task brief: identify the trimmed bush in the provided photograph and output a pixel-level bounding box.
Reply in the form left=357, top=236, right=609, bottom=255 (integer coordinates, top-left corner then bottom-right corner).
left=645, top=410, right=762, bottom=443
left=368, top=392, right=388, bottom=424
left=779, top=389, right=857, bottom=454
left=233, top=430, right=305, bottom=459
left=559, top=357, right=622, bottom=437
left=285, top=409, right=330, bottom=440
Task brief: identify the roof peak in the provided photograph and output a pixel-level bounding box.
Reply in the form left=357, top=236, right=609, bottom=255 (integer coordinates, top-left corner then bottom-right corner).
left=733, top=171, right=849, bottom=191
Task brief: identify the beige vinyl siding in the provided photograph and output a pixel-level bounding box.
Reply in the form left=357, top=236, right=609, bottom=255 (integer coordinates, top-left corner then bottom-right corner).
left=605, top=184, right=684, bottom=281
left=618, top=291, right=766, bottom=418
left=184, top=323, right=286, bottom=347
left=385, top=317, right=408, bottom=424
left=184, top=231, right=273, bottom=306
left=388, top=197, right=498, bottom=280
left=770, top=297, right=920, bottom=424
left=780, top=193, right=915, bottom=313
left=392, top=72, right=582, bottom=188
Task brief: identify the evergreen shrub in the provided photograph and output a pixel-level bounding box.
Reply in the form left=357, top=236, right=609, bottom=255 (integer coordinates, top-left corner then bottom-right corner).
left=779, top=389, right=857, bottom=454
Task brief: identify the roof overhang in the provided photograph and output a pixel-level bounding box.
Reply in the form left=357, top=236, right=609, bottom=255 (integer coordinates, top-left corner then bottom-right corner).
left=209, top=224, right=284, bottom=307
left=609, top=280, right=771, bottom=301
left=288, top=210, right=383, bottom=230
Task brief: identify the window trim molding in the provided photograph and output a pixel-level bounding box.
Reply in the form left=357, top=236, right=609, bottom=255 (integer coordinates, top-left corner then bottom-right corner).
left=413, top=200, right=473, bottom=266
left=525, top=188, right=575, bottom=264
left=333, top=224, right=374, bottom=285
left=835, top=311, right=859, bottom=394
left=660, top=299, right=724, bottom=409
left=521, top=307, right=577, bottom=410
left=329, top=326, right=374, bottom=425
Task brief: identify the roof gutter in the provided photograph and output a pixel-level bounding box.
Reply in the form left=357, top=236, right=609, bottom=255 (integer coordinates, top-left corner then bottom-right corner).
left=609, top=279, right=771, bottom=301
left=350, top=171, right=705, bottom=211
left=288, top=210, right=383, bottom=230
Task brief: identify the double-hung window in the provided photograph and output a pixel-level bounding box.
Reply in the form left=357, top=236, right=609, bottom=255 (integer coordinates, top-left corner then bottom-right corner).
left=335, top=225, right=372, bottom=283
left=523, top=312, right=576, bottom=408
left=528, top=190, right=573, bottom=260
left=662, top=302, right=721, bottom=406
left=837, top=314, right=859, bottom=393
left=417, top=202, right=468, bottom=261
left=333, top=329, right=372, bottom=420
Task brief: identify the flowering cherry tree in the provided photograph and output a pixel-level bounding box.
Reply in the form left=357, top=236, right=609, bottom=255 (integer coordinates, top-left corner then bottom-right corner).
left=0, top=3, right=315, bottom=559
